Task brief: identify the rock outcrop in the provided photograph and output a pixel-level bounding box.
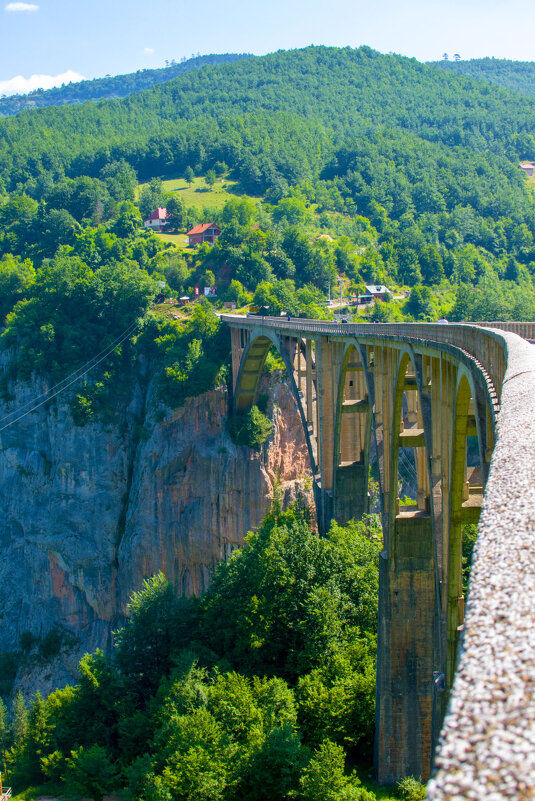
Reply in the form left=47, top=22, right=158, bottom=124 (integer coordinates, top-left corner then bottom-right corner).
left=0, top=365, right=311, bottom=695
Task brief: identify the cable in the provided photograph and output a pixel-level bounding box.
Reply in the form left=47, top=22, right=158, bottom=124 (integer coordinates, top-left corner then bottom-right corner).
left=0, top=319, right=142, bottom=434
left=0, top=318, right=140, bottom=427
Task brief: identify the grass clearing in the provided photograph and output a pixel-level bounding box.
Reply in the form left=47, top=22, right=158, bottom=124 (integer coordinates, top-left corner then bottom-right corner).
left=137, top=175, right=261, bottom=212
left=151, top=231, right=189, bottom=248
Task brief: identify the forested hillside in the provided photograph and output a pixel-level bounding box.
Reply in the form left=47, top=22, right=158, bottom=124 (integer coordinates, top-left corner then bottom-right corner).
left=0, top=53, right=251, bottom=117
left=4, top=45, right=535, bottom=193
left=2, top=45, right=535, bottom=335
left=429, top=57, right=535, bottom=99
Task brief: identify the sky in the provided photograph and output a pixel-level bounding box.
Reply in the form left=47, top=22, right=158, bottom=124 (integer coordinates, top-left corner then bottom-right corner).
left=1, top=0, right=535, bottom=96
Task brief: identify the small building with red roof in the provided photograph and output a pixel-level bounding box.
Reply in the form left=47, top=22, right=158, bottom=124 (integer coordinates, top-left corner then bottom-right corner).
left=187, top=223, right=221, bottom=247
left=144, top=207, right=168, bottom=231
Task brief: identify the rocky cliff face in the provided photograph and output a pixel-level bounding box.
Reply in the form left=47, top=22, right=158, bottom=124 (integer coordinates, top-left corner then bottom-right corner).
left=0, top=364, right=311, bottom=695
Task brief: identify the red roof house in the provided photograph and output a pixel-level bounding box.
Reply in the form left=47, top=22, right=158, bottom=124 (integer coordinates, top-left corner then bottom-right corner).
left=187, top=223, right=221, bottom=247
left=144, top=207, right=168, bottom=231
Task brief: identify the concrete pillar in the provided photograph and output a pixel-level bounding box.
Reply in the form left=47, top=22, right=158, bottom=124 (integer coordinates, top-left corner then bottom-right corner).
left=376, top=515, right=436, bottom=784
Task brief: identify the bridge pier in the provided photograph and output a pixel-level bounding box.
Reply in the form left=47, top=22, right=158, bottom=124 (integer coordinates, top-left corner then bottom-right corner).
left=375, top=515, right=437, bottom=783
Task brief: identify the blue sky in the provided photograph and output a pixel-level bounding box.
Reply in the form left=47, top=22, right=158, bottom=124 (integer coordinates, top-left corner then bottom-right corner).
left=1, top=0, right=535, bottom=95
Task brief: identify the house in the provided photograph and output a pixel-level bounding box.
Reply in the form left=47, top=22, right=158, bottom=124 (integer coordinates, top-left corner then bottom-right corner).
left=144, top=207, right=168, bottom=231
left=186, top=223, right=221, bottom=247
left=365, top=285, right=390, bottom=301
left=519, top=163, right=535, bottom=178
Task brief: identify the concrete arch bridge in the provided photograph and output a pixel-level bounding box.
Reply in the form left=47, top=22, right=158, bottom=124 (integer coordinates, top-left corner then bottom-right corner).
left=223, top=315, right=535, bottom=798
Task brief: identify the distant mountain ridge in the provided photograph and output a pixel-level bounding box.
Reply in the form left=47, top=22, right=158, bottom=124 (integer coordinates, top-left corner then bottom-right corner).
left=428, top=57, right=535, bottom=99
left=0, top=53, right=252, bottom=117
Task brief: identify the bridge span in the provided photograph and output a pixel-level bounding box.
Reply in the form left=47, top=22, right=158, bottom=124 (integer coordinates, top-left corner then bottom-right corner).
left=223, top=315, right=535, bottom=797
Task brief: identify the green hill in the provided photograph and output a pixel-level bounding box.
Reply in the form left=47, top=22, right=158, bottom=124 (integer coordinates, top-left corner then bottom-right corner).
left=0, top=53, right=252, bottom=117
left=2, top=45, right=535, bottom=331
left=428, top=57, right=535, bottom=99
left=3, top=45, right=535, bottom=195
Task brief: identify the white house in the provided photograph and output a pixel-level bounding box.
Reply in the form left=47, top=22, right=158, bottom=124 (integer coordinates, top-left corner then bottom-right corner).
left=144, top=207, right=168, bottom=231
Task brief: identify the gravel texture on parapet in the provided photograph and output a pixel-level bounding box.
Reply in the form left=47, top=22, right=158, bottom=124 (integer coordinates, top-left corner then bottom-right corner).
left=427, top=332, right=535, bottom=800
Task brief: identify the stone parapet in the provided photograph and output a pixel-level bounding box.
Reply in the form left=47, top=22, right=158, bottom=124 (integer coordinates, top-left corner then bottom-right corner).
left=427, top=332, right=535, bottom=799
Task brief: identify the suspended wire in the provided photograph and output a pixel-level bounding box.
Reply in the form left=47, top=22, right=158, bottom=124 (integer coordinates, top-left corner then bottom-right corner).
left=0, top=319, right=142, bottom=434
left=398, top=447, right=418, bottom=486
left=0, top=318, right=140, bottom=427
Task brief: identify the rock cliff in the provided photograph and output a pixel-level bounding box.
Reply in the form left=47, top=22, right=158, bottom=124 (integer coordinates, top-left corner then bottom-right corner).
left=0, top=365, right=311, bottom=695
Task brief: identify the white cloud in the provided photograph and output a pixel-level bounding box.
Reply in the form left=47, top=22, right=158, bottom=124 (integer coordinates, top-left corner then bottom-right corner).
left=144, top=47, right=155, bottom=55
left=0, top=70, right=85, bottom=97
left=5, top=2, right=39, bottom=11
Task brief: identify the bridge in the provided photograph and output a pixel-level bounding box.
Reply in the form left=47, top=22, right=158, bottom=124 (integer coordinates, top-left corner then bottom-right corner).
left=223, top=315, right=535, bottom=798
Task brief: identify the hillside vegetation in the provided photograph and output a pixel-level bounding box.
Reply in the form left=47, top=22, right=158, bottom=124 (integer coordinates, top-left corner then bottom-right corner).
left=0, top=53, right=251, bottom=117
left=1, top=45, right=535, bottom=341
left=429, top=57, right=535, bottom=99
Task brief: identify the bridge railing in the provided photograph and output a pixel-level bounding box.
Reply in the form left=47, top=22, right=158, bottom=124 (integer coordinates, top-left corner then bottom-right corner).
left=427, top=330, right=535, bottom=799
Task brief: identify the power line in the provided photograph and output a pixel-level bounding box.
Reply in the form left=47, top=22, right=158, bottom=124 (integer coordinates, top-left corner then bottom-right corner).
left=0, top=319, right=142, bottom=434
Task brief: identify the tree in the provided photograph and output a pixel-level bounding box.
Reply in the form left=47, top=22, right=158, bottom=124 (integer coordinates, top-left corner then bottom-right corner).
left=272, top=197, right=311, bottom=226
left=300, top=740, right=374, bottom=801
left=420, top=244, right=444, bottom=285
left=0, top=698, right=9, bottom=784
left=152, top=708, right=236, bottom=801
left=39, top=208, right=80, bottom=255
left=405, top=285, right=434, bottom=320
left=165, top=194, right=186, bottom=228
left=199, top=509, right=381, bottom=682
left=239, top=725, right=309, bottom=801
left=114, top=573, right=190, bottom=700
left=139, top=177, right=165, bottom=220
left=112, top=200, right=142, bottom=238
left=63, top=744, right=119, bottom=801
left=11, top=691, right=28, bottom=752
left=205, top=169, right=217, bottom=187
left=0, top=254, right=35, bottom=320
left=396, top=247, right=422, bottom=285
left=229, top=405, right=273, bottom=448
left=184, top=166, right=195, bottom=185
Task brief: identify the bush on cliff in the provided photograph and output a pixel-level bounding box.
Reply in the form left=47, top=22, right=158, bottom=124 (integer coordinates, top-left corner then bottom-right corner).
left=2, top=252, right=157, bottom=380
left=228, top=404, right=273, bottom=447
left=152, top=301, right=231, bottom=408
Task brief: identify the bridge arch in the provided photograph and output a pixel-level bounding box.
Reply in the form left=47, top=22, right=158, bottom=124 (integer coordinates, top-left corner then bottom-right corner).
left=225, top=315, right=535, bottom=793
left=446, top=370, right=484, bottom=688
left=389, top=348, right=431, bottom=524
left=233, top=328, right=283, bottom=413
left=232, top=327, right=325, bottom=519
left=332, top=341, right=372, bottom=524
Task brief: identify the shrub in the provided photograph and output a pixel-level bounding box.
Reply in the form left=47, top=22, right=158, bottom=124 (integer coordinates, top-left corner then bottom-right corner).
left=396, top=775, right=426, bottom=800
left=228, top=405, right=272, bottom=447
